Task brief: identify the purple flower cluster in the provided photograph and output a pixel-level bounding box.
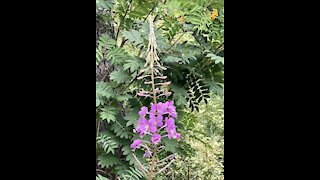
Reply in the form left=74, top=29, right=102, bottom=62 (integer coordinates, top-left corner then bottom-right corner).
left=131, top=101, right=180, bottom=150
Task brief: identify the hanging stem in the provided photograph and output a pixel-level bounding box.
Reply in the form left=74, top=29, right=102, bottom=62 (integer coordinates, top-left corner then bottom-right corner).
left=155, top=159, right=174, bottom=175
left=132, top=153, right=148, bottom=176
left=96, top=119, right=100, bottom=138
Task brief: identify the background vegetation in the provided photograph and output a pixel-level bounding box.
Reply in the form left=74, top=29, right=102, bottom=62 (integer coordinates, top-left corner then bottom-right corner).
left=96, top=0, right=224, bottom=179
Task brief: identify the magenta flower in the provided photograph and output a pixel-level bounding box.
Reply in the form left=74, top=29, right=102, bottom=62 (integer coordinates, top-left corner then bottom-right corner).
left=144, top=150, right=152, bottom=157
left=174, top=132, right=181, bottom=139
left=131, top=139, right=142, bottom=150
left=150, top=103, right=157, bottom=113
left=169, top=111, right=177, bottom=118
left=139, top=106, right=148, bottom=117
left=132, top=100, right=180, bottom=151
left=136, top=118, right=149, bottom=137
left=156, top=102, right=166, bottom=114
left=151, top=133, right=162, bottom=144
left=167, top=101, right=177, bottom=118
left=149, top=114, right=159, bottom=124
left=149, top=125, right=157, bottom=133
left=167, top=128, right=181, bottom=140
left=157, top=116, right=163, bottom=127
left=165, top=117, right=175, bottom=127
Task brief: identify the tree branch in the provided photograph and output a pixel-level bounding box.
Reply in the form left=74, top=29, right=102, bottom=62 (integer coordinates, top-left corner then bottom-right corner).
left=115, top=0, right=133, bottom=40
left=143, top=2, right=158, bottom=23
left=166, top=31, right=188, bottom=51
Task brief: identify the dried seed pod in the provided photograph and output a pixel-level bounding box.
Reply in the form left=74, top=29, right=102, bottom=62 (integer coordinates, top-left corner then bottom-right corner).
left=155, top=76, right=167, bottom=79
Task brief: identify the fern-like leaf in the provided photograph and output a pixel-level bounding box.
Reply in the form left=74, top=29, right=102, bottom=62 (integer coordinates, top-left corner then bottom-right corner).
left=97, top=134, right=119, bottom=154
left=97, top=154, right=119, bottom=168
left=96, top=82, right=115, bottom=107
left=162, top=56, right=189, bottom=64
left=116, top=94, right=132, bottom=102
left=111, top=121, right=130, bottom=139
left=204, top=50, right=224, bottom=64
left=100, top=107, right=117, bottom=123
left=106, top=48, right=128, bottom=65
left=109, top=69, right=131, bottom=84
left=162, top=138, right=179, bottom=153
left=121, top=167, right=144, bottom=180
left=126, top=150, right=146, bottom=166
left=123, top=58, right=144, bottom=73
left=124, top=109, right=139, bottom=127
left=96, top=174, right=109, bottom=180
left=123, top=30, right=145, bottom=49
left=171, top=85, right=189, bottom=106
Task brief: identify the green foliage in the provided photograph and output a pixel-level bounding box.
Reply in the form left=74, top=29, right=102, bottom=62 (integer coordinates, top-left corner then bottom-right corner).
left=97, top=134, right=119, bottom=154
left=96, top=82, right=115, bottom=107
left=171, top=85, right=188, bottom=106
left=174, top=95, right=224, bottom=179
left=124, top=110, right=139, bottom=127
left=111, top=121, right=130, bottom=139
left=126, top=150, right=146, bottom=166
left=100, top=107, right=117, bottom=123
left=96, top=0, right=115, bottom=10
left=121, top=167, right=145, bottom=180
left=96, top=0, right=224, bottom=179
left=96, top=174, right=109, bottom=180
left=106, top=48, right=128, bottom=65
left=96, top=34, right=117, bottom=64
left=162, top=55, right=189, bottom=64
left=162, top=138, right=179, bottom=153
left=98, top=154, right=120, bottom=168
left=205, top=50, right=224, bottom=65
left=123, top=30, right=145, bottom=49
left=109, top=69, right=131, bottom=84
left=123, top=57, right=144, bottom=73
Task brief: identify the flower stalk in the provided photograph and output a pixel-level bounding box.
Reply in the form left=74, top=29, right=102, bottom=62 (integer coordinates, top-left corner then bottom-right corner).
left=130, top=16, right=180, bottom=180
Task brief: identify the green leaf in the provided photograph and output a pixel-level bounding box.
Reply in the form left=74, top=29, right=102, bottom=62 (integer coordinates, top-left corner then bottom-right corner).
left=123, top=30, right=145, bottom=49
left=124, top=110, right=139, bottom=127
left=109, top=69, right=131, bottom=84
left=97, top=134, right=119, bottom=154
left=97, top=154, right=119, bottom=168
left=121, top=145, right=132, bottom=156
left=123, top=58, right=144, bottom=73
left=116, top=94, right=132, bottom=102
left=126, top=150, right=146, bottom=165
left=171, top=85, right=188, bottom=106
left=111, top=122, right=130, bottom=139
left=100, top=107, right=117, bottom=123
left=99, top=33, right=117, bottom=49
left=162, top=138, right=179, bottom=153
left=96, top=174, right=109, bottom=180
left=206, top=53, right=224, bottom=64
left=96, top=82, right=115, bottom=107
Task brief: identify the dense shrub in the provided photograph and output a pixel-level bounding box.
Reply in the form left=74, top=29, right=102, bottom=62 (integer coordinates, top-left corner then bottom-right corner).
left=96, top=0, right=224, bottom=179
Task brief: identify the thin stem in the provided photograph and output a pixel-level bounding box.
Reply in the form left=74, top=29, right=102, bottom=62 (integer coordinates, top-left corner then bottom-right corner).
left=149, top=145, right=158, bottom=180
left=115, top=0, right=133, bottom=40
left=96, top=169, right=106, bottom=174
left=156, top=159, right=175, bottom=175
left=158, top=154, right=174, bottom=164
left=151, top=62, right=157, bottom=104
left=143, top=2, right=158, bottom=23
left=96, top=119, right=100, bottom=138
left=141, top=144, right=152, bottom=155
left=148, top=17, right=158, bottom=180
left=132, top=153, right=148, bottom=176
left=167, top=31, right=188, bottom=51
